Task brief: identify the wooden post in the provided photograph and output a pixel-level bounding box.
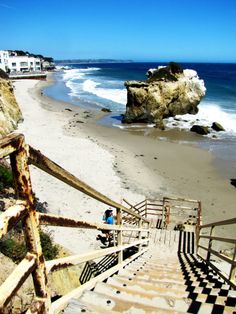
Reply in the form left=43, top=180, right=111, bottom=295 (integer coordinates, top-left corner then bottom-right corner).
left=206, top=226, right=215, bottom=262
left=116, top=208, right=123, bottom=263
left=162, top=198, right=166, bottom=228
left=10, top=138, right=50, bottom=312
left=229, top=244, right=236, bottom=284
left=145, top=198, right=148, bottom=218
left=196, top=201, right=202, bottom=250
left=138, top=219, right=142, bottom=251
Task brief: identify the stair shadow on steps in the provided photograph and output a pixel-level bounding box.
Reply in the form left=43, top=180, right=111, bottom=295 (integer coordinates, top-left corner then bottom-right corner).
left=178, top=252, right=236, bottom=313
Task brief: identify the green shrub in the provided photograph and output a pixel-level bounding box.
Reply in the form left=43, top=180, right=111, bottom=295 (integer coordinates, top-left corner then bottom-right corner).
left=0, top=238, right=27, bottom=263
left=0, top=230, right=59, bottom=263
left=0, top=164, right=13, bottom=187
left=40, top=230, right=59, bottom=260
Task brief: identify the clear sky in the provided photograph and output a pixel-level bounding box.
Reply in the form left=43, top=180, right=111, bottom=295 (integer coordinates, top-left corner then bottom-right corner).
left=1, top=0, right=236, bottom=62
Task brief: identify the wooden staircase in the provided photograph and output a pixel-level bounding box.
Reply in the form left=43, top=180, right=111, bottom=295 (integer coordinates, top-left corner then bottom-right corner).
left=64, top=230, right=236, bottom=313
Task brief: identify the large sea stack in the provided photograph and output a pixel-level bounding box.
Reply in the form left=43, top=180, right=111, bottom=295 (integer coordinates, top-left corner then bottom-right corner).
left=0, top=70, right=23, bottom=137
left=122, top=62, right=206, bottom=128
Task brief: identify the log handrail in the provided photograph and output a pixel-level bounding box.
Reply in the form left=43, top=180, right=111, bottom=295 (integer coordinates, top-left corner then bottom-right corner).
left=29, top=146, right=148, bottom=222
left=200, top=217, right=236, bottom=229
left=0, top=133, right=150, bottom=313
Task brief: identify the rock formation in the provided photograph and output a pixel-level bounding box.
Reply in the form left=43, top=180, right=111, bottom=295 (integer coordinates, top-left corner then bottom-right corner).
left=0, top=77, right=22, bottom=137
left=122, top=63, right=206, bottom=128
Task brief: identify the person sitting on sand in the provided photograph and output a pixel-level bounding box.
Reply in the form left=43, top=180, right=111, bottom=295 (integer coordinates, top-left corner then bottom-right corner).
left=97, top=209, right=114, bottom=246
left=103, top=209, right=114, bottom=245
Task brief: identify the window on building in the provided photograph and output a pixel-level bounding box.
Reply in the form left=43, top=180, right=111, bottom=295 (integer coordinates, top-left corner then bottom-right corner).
left=36, top=62, right=40, bottom=65
left=30, top=62, right=33, bottom=65
left=20, top=62, right=28, bottom=66
left=0, top=59, right=2, bottom=64
left=12, top=62, right=16, bottom=67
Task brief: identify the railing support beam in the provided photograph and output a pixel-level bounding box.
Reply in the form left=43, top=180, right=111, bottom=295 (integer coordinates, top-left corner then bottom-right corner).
left=116, top=208, right=123, bottom=263
left=10, top=137, right=50, bottom=312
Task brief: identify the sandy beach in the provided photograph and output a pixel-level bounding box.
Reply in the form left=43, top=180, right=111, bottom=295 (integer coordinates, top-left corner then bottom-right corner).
left=13, top=76, right=235, bottom=253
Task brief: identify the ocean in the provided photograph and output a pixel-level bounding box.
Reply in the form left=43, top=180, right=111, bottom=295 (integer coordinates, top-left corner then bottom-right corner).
left=44, top=62, right=236, bottom=178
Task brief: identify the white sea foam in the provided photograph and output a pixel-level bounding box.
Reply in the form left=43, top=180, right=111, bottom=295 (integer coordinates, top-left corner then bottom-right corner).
left=63, top=68, right=100, bottom=81
left=166, top=101, right=236, bottom=137
left=82, top=79, right=127, bottom=105
left=62, top=68, right=127, bottom=105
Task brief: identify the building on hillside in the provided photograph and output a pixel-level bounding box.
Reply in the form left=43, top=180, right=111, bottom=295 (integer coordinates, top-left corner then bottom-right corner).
left=0, top=50, right=9, bottom=72
left=0, top=50, right=55, bottom=73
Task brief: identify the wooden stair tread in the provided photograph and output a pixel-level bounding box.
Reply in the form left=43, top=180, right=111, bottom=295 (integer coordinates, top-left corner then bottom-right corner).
left=79, top=290, right=186, bottom=313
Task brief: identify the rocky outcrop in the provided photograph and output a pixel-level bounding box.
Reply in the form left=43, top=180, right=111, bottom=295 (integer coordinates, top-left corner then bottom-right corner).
left=122, top=63, right=206, bottom=128
left=0, top=78, right=23, bottom=137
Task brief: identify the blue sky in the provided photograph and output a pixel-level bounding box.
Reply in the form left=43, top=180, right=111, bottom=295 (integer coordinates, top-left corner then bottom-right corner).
left=1, top=0, right=236, bottom=62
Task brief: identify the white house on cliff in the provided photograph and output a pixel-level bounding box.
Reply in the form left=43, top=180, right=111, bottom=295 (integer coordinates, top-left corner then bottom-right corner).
left=0, top=50, right=54, bottom=73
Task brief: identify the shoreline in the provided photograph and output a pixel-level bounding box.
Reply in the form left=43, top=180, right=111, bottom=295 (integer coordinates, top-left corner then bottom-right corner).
left=44, top=71, right=236, bottom=182
left=39, top=76, right=236, bottom=214
left=13, top=77, right=236, bottom=252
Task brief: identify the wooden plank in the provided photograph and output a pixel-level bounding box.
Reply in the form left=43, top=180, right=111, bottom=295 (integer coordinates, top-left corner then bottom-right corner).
left=199, top=235, right=236, bottom=244
left=49, top=248, right=148, bottom=314
left=0, top=253, right=37, bottom=310
left=38, top=213, right=149, bottom=232
left=198, top=245, right=236, bottom=266
left=46, top=238, right=149, bottom=272
left=200, top=217, right=236, bottom=229
left=0, top=201, right=27, bottom=239
left=163, top=196, right=199, bottom=203
left=0, top=133, right=24, bottom=159
left=29, top=146, right=148, bottom=222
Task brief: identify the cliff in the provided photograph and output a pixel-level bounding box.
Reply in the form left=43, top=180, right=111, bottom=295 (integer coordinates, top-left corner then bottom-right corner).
left=122, top=63, right=206, bottom=128
left=0, top=78, right=23, bottom=137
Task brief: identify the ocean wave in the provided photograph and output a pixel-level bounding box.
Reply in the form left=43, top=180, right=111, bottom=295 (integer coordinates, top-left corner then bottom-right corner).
left=166, top=101, right=236, bottom=137
left=82, top=79, right=127, bottom=105
left=62, top=68, right=101, bottom=81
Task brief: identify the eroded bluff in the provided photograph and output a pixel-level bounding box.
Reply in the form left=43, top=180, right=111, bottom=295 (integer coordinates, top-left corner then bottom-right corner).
left=0, top=76, right=22, bottom=137
left=122, top=63, right=206, bottom=128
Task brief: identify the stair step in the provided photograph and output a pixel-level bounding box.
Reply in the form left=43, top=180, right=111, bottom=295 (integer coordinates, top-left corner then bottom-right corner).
left=119, top=266, right=226, bottom=286
left=94, top=281, right=193, bottom=312
left=64, top=297, right=118, bottom=314
left=107, top=276, right=190, bottom=298
left=108, top=276, right=236, bottom=299
left=79, top=290, right=185, bottom=313
left=118, top=269, right=185, bottom=284
left=113, top=273, right=230, bottom=291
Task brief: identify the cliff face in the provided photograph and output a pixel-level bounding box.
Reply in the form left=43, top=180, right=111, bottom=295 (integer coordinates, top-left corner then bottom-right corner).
left=0, top=79, right=22, bottom=137
left=122, top=64, right=206, bottom=128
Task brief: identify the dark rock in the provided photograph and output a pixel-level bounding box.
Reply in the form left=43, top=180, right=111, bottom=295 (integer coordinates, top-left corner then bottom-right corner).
left=65, top=108, right=72, bottom=112
left=0, top=69, right=9, bottom=80
left=190, top=125, right=210, bottom=135
left=154, top=120, right=165, bottom=130
left=211, top=122, right=225, bottom=132
left=101, top=108, right=112, bottom=112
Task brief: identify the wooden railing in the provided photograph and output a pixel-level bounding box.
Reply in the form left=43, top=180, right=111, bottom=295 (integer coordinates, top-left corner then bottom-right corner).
left=0, top=133, right=150, bottom=314
left=124, top=196, right=202, bottom=233
left=197, top=218, right=236, bottom=289
left=123, top=198, right=164, bottom=227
